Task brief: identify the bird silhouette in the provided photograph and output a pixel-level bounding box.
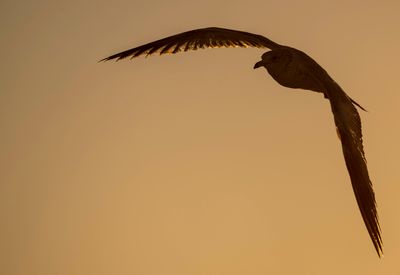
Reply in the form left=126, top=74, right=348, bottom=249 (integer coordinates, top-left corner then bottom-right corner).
left=101, top=27, right=382, bottom=257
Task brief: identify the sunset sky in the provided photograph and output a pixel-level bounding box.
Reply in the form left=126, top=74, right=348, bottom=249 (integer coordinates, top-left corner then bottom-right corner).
left=1, top=1, right=400, bottom=274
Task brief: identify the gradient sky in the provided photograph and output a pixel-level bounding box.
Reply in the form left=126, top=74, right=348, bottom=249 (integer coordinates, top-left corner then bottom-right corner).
left=1, top=1, right=400, bottom=274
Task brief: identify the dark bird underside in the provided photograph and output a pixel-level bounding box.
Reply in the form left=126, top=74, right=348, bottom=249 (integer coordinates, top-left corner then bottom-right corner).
left=102, top=27, right=382, bottom=257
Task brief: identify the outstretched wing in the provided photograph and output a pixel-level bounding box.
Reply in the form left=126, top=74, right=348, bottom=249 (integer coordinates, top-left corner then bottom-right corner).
left=100, top=27, right=282, bottom=62
left=328, top=87, right=383, bottom=257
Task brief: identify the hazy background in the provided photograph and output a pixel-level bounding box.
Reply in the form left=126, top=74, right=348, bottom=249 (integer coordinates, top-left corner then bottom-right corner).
left=1, top=0, right=399, bottom=274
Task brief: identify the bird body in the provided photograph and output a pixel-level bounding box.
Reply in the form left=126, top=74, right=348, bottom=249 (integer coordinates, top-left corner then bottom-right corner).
left=102, top=27, right=382, bottom=257
left=256, top=47, right=328, bottom=93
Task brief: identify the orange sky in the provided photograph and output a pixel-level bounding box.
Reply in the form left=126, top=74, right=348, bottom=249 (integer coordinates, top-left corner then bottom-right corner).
left=1, top=1, right=400, bottom=274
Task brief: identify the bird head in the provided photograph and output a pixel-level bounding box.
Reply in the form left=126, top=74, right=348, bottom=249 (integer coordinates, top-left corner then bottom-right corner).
left=253, top=49, right=292, bottom=69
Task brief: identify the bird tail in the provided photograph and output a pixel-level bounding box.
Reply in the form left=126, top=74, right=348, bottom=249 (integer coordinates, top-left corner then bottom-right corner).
left=349, top=96, right=367, bottom=112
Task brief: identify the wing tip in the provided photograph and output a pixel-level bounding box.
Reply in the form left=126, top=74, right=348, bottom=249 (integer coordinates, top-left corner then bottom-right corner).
left=99, top=55, right=120, bottom=62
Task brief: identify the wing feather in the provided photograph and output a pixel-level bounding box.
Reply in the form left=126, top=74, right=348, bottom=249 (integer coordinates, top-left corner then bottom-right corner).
left=328, top=86, right=383, bottom=257
left=100, top=27, right=281, bottom=62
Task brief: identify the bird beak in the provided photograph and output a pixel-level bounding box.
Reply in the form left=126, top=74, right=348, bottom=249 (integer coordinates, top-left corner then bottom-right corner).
left=253, top=61, right=263, bottom=69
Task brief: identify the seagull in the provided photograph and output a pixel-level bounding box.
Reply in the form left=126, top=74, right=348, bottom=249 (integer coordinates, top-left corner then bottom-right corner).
left=101, top=27, right=382, bottom=257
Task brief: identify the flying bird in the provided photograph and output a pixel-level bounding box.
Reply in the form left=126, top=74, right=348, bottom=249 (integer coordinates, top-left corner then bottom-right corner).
left=101, top=27, right=382, bottom=257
